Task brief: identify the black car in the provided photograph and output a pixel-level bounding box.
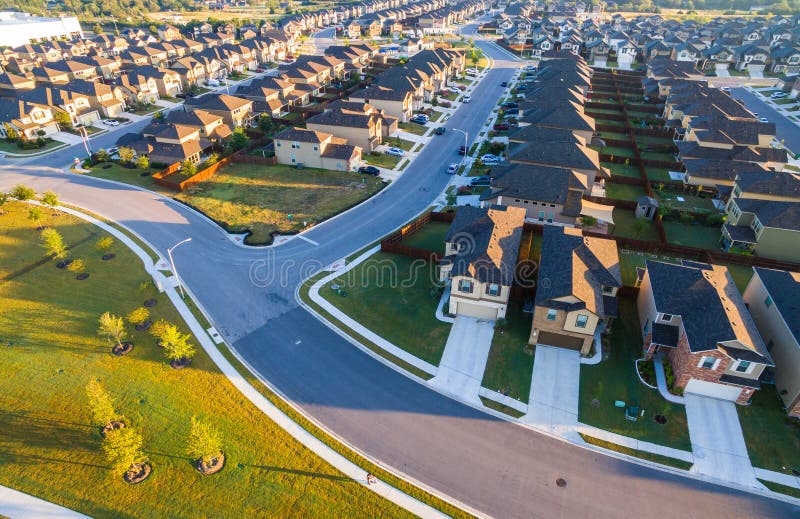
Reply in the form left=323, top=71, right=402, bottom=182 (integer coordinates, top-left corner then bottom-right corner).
left=470, top=176, right=491, bottom=187
left=516, top=84, right=527, bottom=91
left=500, top=81, right=508, bottom=87
left=503, top=101, right=518, bottom=109
left=504, top=108, right=519, bottom=115
left=458, top=145, right=467, bottom=155
left=358, top=165, right=380, bottom=176
left=435, top=126, right=446, bottom=135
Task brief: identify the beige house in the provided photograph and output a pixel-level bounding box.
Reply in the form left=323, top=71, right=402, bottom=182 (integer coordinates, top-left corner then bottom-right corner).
left=530, top=226, right=621, bottom=356
left=62, top=79, right=127, bottom=118
left=743, top=268, right=800, bottom=416
left=0, top=99, right=59, bottom=138
left=19, top=87, right=100, bottom=126
left=273, top=127, right=362, bottom=171
left=438, top=205, right=526, bottom=320
left=349, top=86, right=413, bottom=122
left=638, top=260, right=772, bottom=404
left=306, top=100, right=398, bottom=152
left=184, top=94, right=254, bottom=128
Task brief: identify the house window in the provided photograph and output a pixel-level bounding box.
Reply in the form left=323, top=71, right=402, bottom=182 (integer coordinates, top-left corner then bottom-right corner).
left=313, top=145, right=318, bottom=151
left=458, top=279, right=473, bottom=294
left=661, top=314, right=673, bottom=322
left=538, top=211, right=545, bottom=221
left=699, top=356, right=716, bottom=370
left=735, top=360, right=751, bottom=373
left=764, top=295, right=772, bottom=308
left=752, top=218, right=763, bottom=235
left=602, top=286, right=614, bottom=295
left=546, top=309, right=557, bottom=320
left=575, top=314, right=589, bottom=328
left=276, top=142, right=281, bottom=147
left=486, top=283, right=500, bottom=297
left=291, top=142, right=300, bottom=149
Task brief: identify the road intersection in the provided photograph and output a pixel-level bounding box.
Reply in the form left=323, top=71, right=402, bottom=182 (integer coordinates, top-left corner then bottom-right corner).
left=1, top=32, right=798, bottom=519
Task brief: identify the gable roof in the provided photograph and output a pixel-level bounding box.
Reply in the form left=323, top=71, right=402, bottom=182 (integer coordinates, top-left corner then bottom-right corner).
left=753, top=267, right=800, bottom=342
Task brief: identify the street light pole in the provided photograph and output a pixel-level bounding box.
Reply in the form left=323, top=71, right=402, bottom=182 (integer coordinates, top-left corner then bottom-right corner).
left=452, top=128, right=468, bottom=168
left=167, top=237, right=192, bottom=298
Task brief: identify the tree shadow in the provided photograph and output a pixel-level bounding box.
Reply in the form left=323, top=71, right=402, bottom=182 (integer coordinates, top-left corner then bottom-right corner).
left=0, top=409, right=97, bottom=457
left=241, top=463, right=354, bottom=483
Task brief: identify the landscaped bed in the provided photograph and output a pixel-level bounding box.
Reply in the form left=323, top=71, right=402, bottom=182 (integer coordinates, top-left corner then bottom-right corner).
left=83, top=162, right=164, bottom=191
left=579, top=299, right=692, bottom=450
left=320, top=252, right=451, bottom=366
left=0, top=138, right=65, bottom=155
left=175, top=163, right=385, bottom=245
left=0, top=201, right=406, bottom=518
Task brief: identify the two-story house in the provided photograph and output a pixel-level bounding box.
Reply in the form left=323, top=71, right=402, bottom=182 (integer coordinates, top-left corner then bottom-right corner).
left=273, top=126, right=362, bottom=171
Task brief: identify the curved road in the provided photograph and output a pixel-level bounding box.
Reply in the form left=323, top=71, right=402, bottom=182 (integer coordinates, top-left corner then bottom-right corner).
left=2, top=37, right=798, bottom=519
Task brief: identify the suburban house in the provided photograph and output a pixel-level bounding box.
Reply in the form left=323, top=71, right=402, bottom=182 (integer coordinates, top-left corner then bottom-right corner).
left=306, top=100, right=397, bottom=152
left=743, top=267, right=800, bottom=416
left=114, top=71, right=160, bottom=105
left=59, top=79, right=127, bottom=118
left=273, top=127, right=362, bottom=171
left=530, top=226, right=621, bottom=356
left=184, top=94, right=254, bottom=128
left=479, top=163, right=598, bottom=225
left=0, top=99, right=59, bottom=138
left=19, top=87, right=100, bottom=126
left=638, top=260, right=773, bottom=404
left=438, top=205, right=526, bottom=320
left=118, top=122, right=203, bottom=166
left=722, top=171, right=800, bottom=261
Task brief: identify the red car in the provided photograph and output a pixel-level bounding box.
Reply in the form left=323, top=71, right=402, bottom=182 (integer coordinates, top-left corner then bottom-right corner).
left=493, top=123, right=510, bottom=131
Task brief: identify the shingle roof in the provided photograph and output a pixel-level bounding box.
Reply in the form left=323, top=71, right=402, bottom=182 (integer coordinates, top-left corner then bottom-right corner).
left=736, top=171, right=800, bottom=200
left=482, top=163, right=589, bottom=215
left=735, top=198, right=800, bottom=231
left=753, top=267, right=800, bottom=342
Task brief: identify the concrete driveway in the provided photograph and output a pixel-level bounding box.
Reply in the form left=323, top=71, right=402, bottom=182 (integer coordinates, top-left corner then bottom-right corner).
left=684, top=394, right=760, bottom=488
left=430, top=316, right=494, bottom=405
left=523, top=345, right=581, bottom=440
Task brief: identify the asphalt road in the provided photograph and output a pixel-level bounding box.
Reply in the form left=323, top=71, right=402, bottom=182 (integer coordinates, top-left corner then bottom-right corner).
left=732, top=86, right=800, bottom=154
left=1, top=32, right=798, bottom=518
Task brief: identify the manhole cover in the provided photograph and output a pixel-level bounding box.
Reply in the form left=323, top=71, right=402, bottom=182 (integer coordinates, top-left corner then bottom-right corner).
left=556, top=478, right=567, bottom=488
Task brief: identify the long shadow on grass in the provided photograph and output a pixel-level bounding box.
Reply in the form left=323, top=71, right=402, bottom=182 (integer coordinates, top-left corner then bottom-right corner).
left=244, top=464, right=354, bottom=482
left=0, top=411, right=97, bottom=455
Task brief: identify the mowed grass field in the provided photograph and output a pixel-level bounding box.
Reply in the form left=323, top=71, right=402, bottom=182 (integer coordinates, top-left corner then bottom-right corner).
left=0, top=201, right=407, bottom=519
left=176, top=163, right=385, bottom=245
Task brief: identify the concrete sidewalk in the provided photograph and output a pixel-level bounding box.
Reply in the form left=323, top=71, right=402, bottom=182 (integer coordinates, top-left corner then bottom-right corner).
left=653, top=357, right=685, bottom=404
left=523, top=345, right=581, bottom=441
left=430, top=316, right=495, bottom=406
left=0, top=486, right=90, bottom=519
left=684, top=394, right=762, bottom=489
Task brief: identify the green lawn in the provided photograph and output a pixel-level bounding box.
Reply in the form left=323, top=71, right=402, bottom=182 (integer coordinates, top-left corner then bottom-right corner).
left=593, top=145, right=637, bottom=159
left=400, top=222, right=449, bottom=252
left=644, top=167, right=675, bottom=182
left=365, top=152, right=402, bottom=169
left=176, top=163, right=384, bottom=245
left=662, top=221, right=721, bottom=250
left=604, top=161, right=642, bottom=179
left=480, top=303, right=534, bottom=403
left=0, top=139, right=65, bottom=155
left=635, top=135, right=674, bottom=146
left=0, top=201, right=406, bottom=519
left=657, top=193, right=718, bottom=213
left=397, top=122, right=427, bottom=136
left=384, top=137, right=416, bottom=151
left=321, top=252, right=451, bottom=366
left=579, top=299, right=691, bottom=450
left=595, top=131, right=630, bottom=141
left=606, top=183, right=648, bottom=202
left=738, top=385, right=800, bottom=473
left=610, top=209, right=660, bottom=242
left=619, top=251, right=680, bottom=287
left=639, top=151, right=676, bottom=162
left=83, top=162, right=164, bottom=191
left=430, top=110, right=445, bottom=123
left=593, top=118, right=627, bottom=128
left=580, top=434, right=692, bottom=470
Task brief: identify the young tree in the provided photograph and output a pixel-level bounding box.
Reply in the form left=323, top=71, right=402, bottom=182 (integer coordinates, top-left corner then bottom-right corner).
left=126, top=307, right=150, bottom=327
left=41, top=190, right=58, bottom=208
left=53, top=110, right=73, bottom=132
left=95, top=236, right=114, bottom=252
left=28, top=206, right=42, bottom=223
left=103, top=426, right=146, bottom=477
left=581, top=215, right=598, bottom=228
left=160, top=323, right=196, bottom=362
left=86, top=379, right=119, bottom=428
left=228, top=127, right=250, bottom=151
left=40, top=228, right=68, bottom=260
left=92, top=23, right=103, bottom=35
left=3, top=123, right=19, bottom=141
left=94, top=149, right=110, bottom=163
left=67, top=258, right=85, bottom=273
left=180, top=160, right=197, bottom=177
left=118, top=147, right=135, bottom=165
left=149, top=318, right=170, bottom=340
left=135, top=155, right=150, bottom=170
left=11, top=184, right=35, bottom=200
left=98, top=312, right=127, bottom=349
left=186, top=416, right=223, bottom=465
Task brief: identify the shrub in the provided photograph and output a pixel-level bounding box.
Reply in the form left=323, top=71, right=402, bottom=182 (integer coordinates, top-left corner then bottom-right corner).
left=40, top=228, right=68, bottom=260
left=127, top=307, right=150, bottom=326
left=11, top=184, right=35, bottom=200
left=41, top=190, right=58, bottom=207
left=159, top=323, right=196, bottom=362
left=135, top=155, right=150, bottom=170
left=94, top=149, right=110, bottom=163
left=67, top=258, right=85, bottom=273
left=180, top=160, right=197, bottom=177
left=27, top=207, right=42, bottom=223
left=95, top=236, right=114, bottom=251
left=149, top=318, right=170, bottom=339
left=705, top=214, right=725, bottom=226
left=117, top=147, right=135, bottom=165
left=580, top=215, right=597, bottom=227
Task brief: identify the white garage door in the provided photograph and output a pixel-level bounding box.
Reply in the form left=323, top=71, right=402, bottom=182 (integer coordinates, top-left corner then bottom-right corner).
left=684, top=379, right=741, bottom=401
left=456, top=302, right=498, bottom=320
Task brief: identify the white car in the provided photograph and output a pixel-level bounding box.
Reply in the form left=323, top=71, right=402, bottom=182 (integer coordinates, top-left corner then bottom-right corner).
left=481, top=154, right=498, bottom=162
left=463, top=94, right=471, bottom=103
left=107, top=147, right=119, bottom=156
left=386, top=147, right=404, bottom=157
left=103, top=119, right=120, bottom=126
left=771, top=91, right=788, bottom=99
left=759, top=117, right=769, bottom=123
left=446, top=163, right=459, bottom=174
left=721, top=86, right=731, bottom=93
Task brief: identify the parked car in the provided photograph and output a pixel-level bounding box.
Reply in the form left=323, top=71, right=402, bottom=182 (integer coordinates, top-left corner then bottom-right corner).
left=206, top=79, right=220, bottom=87
left=504, top=108, right=519, bottom=115
left=463, top=94, right=471, bottom=103
left=721, top=86, right=731, bottom=93
left=516, top=84, right=527, bottom=91
left=410, top=115, right=428, bottom=125
left=102, top=119, right=119, bottom=126
left=493, top=123, right=510, bottom=131
left=358, top=165, right=380, bottom=176
left=386, top=147, right=404, bottom=157
left=503, top=101, right=519, bottom=109
left=759, top=117, right=770, bottom=123
left=500, top=81, right=508, bottom=87
left=447, top=163, right=459, bottom=174
left=107, top=147, right=119, bottom=155
left=255, top=67, right=266, bottom=73
left=458, top=145, right=467, bottom=155
left=435, top=127, right=446, bottom=135
left=771, top=91, right=788, bottom=99
left=470, top=176, right=491, bottom=187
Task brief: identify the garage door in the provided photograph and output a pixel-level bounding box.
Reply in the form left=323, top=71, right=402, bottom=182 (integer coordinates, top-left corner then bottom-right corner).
left=684, top=379, right=742, bottom=401
left=537, top=332, right=584, bottom=351
left=456, top=302, right=498, bottom=320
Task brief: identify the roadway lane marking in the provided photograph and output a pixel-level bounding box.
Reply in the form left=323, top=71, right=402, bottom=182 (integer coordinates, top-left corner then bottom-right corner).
left=298, top=235, right=319, bottom=246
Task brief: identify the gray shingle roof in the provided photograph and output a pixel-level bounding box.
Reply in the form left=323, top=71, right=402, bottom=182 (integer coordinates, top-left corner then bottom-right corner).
left=753, top=267, right=800, bottom=342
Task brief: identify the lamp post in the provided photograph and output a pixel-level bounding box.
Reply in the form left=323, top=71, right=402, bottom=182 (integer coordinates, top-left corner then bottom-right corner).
left=167, top=237, right=192, bottom=298
left=452, top=128, right=468, bottom=168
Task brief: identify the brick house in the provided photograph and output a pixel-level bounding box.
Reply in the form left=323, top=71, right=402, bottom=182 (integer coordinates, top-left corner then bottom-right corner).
left=637, top=260, right=773, bottom=404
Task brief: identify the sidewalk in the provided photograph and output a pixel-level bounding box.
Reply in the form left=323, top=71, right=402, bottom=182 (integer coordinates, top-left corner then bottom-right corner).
left=653, top=357, right=685, bottom=404
left=44, top=204, right=452, bottom=519
left=0, top=486, right=90, bottom=519
left=430, top=316, right=495, bottom=406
